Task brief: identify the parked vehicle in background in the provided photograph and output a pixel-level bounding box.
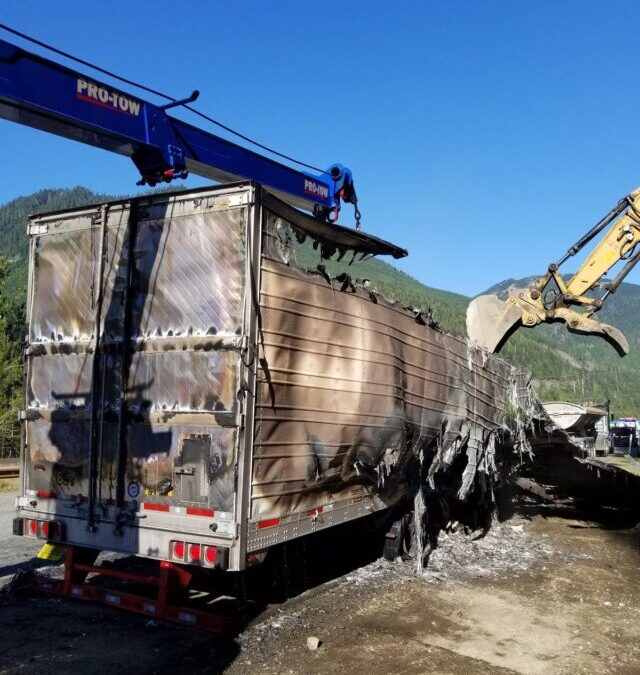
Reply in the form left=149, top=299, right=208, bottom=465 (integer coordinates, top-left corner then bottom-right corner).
left=613, top=417, right=640, bottom=431
left=610, top=418, right=640, bottom=456
left=594, top=415, right=613, bottom=456
left=542, top=401, right=611, bottom=457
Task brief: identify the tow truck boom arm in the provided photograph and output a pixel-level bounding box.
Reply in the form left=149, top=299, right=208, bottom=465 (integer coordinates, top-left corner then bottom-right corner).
left=0, top=36, right=358, bottom=221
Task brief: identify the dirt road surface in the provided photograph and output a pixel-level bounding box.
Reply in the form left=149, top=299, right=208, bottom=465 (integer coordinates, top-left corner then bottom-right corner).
left=0, top=490, right=638, bottom=674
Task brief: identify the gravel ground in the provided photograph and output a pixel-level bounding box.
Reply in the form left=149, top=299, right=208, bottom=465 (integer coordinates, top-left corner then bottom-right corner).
left=0, top=491, right=639, bottom=674
left=230, top=511, right=640, bottom=674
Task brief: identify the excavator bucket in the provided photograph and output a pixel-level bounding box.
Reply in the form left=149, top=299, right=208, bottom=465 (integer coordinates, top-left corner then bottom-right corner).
left=466, top=294, right=525, bottom=353
left=466, top=292, right=631, bottom=356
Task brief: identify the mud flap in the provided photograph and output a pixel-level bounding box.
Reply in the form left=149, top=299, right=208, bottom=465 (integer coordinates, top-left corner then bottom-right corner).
left=37, top=542, right=66, bottom=561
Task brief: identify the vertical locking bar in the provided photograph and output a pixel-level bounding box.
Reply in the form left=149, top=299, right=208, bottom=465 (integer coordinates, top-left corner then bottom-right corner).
left=86, top=204, right=109, bottom=532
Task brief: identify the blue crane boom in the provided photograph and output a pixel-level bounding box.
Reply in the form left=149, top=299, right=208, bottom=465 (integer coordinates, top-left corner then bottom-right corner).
left=0, top=35, right=358, bottom=223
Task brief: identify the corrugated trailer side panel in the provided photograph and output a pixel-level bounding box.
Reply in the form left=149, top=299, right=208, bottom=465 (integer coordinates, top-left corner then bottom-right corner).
left=248, top=204, right=513, bottom=550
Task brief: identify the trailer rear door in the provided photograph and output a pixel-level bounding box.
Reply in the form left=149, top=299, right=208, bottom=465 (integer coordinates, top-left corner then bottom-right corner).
left=23, top=187, right=248, bottom=534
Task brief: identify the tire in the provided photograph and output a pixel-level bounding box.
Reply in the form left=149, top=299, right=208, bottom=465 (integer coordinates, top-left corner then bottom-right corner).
left=383, top=519, right=404, bottom=561
left=383, top=513, right=414, bottom=561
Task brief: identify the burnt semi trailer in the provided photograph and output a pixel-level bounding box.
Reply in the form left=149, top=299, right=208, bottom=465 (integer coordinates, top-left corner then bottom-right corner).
left=15, top=183, right=517, bottom=572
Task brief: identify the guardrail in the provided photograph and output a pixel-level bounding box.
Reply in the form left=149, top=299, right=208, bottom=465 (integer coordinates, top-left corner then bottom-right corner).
left=0, top=460, right=19, bottom=480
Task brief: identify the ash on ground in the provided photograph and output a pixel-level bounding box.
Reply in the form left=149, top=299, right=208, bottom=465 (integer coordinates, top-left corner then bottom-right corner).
left=415, top=515, right=581, bottom=582
left=240, top=511, right=586, bottom=648
left=345, top=513, right=589, bottom=589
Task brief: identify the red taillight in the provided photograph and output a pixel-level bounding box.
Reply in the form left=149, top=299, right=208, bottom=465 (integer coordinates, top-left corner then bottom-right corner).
left=37, top=520, right=61, bottom=541
left=28, top=520, right=37, bottom=535
left=172, top=541, right=185, bottom=560
left=169, top=541, right=221, bottom=566
left=204, top=546, right=217, bottom=565
left=188, top=544, right=201, bottom=562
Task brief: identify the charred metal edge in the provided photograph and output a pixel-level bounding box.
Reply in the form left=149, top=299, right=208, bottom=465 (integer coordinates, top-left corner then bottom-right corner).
left=22, top=409, right=238, bottom=426
left=25, top=334, right=243, bottom=356
left=261, top=189, right=408, bottom=259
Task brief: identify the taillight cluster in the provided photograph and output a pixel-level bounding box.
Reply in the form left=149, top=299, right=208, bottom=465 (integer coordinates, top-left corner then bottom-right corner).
left=169, top=540, right=222, bottom=568
left=23, top=518, right=62, bottom=541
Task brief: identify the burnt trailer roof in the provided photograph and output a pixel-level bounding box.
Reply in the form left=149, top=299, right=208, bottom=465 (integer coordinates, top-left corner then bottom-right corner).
left=29, top=180, right=408, bottom=260
left=260, top=189, right=408, bottom=259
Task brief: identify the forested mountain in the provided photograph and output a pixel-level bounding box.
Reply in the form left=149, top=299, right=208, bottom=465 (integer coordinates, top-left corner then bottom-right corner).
left=0, top=186, right=639, bottom=459
left=0, top=187, right=116, bottom=298
left=0, top=187, right=115, bottom=259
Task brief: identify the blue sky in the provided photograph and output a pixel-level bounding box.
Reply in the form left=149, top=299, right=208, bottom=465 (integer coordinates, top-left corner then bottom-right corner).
left=2, top=1, right=640, bottom=296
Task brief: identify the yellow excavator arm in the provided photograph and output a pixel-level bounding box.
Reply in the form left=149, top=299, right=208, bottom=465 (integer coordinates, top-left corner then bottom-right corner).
left=467, top=187, right=640, bottom=356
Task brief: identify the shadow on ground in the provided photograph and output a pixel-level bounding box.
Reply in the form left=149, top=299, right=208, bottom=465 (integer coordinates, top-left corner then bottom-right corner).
left=0, top=513, right=393, bottom=674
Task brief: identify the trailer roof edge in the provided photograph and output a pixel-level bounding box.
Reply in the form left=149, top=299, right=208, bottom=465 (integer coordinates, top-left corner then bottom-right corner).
left=261, top=189, right=408, bottom=260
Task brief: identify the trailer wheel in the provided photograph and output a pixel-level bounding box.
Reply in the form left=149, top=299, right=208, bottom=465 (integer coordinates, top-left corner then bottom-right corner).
left=383, top=514, right=411, bottom=561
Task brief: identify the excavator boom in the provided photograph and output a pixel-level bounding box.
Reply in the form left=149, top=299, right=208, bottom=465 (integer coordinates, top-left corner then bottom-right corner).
left=467, top=187, right=640, bottom=356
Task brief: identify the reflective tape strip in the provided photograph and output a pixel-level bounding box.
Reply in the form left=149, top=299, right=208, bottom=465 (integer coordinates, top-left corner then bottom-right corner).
left=141, top=503, right=225, bottom=518
left=258, top=518, right=281, bottom=529
left=186, top=507, right=214, bottom=517
left=143, top=503, right=170, bottom=512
